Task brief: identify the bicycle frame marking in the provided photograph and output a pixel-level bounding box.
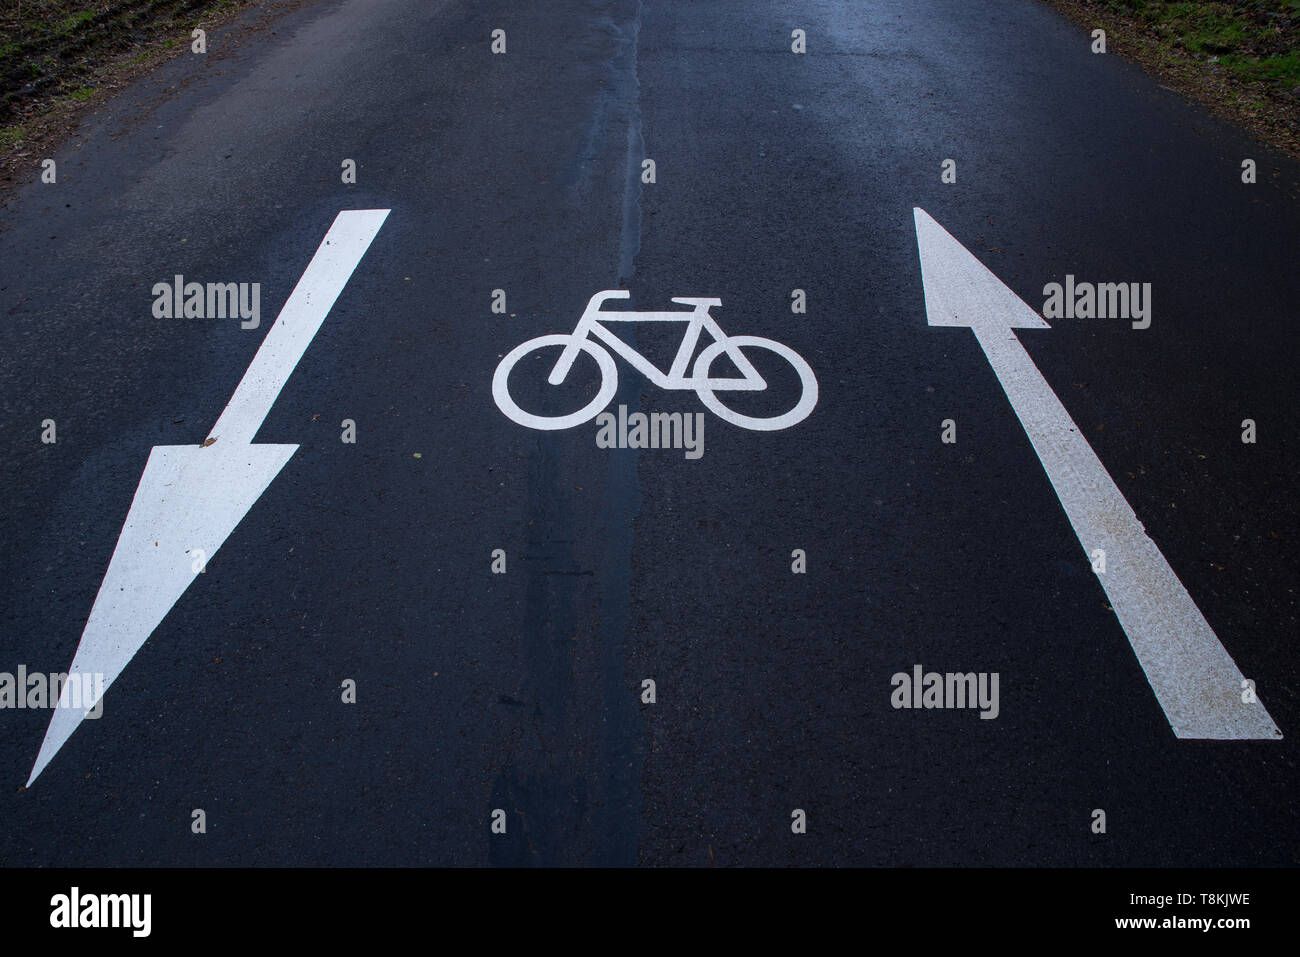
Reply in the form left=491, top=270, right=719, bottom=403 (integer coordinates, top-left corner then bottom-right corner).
left=550, top=291, right=765, bottom=392
left=493, top=289, right=818, bottom=432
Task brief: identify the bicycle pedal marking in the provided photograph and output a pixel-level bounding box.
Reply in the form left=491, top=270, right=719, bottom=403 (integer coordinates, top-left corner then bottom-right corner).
left=492, top=289, right=819, bottom=432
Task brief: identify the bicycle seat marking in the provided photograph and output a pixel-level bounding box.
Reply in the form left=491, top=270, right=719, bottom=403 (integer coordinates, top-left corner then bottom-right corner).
left=492, top=290, right=818, bottom=431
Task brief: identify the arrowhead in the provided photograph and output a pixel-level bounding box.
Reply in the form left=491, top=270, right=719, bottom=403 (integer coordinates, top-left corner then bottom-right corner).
left=27, top=442, right=296, bottom=785
left=913, top=207, right=1049, bottom=331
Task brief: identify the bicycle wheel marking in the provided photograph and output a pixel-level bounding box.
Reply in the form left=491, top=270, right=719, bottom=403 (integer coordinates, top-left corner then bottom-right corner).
left=694, top=336, right=819, bottom=431
left=492, top=334, right=618, bottom=431
left=492, top=290, right=818, bottom=432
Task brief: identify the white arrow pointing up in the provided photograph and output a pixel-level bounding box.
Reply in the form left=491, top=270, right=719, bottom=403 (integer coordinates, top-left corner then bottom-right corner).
left=913, top=207, right=1280, bottom=740
left=28, top=209, right=391, bottom=786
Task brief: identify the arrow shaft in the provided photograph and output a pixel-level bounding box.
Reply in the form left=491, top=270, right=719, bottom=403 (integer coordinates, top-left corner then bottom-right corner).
left=971, top=325, right=1278, bottom=739
left=209, top=209, right=390, bottom=444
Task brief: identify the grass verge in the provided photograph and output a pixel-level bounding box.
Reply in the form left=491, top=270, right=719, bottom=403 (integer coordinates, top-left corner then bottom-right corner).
left=1041, top=0, right=1300, bottom=158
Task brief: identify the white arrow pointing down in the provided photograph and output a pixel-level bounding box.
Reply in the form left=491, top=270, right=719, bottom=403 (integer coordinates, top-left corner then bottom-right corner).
left=914, top=207, right=1279, bottom=740
left=29, top=209, right=390, bottom=785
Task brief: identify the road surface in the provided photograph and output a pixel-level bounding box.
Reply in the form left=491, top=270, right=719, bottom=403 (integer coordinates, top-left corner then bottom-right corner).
left=1, top=0, right=1297, bottom=866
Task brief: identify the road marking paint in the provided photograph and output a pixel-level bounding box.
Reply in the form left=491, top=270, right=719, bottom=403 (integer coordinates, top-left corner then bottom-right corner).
left=27, top=209, right=390, bottom=785
left=913, top=207, right=1280, bottom=740
left=492, top=290, right=818, bottom=431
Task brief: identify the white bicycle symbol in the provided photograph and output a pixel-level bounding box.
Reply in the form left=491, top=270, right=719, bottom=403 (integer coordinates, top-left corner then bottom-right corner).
left=492, top=290, right=818, bottom=431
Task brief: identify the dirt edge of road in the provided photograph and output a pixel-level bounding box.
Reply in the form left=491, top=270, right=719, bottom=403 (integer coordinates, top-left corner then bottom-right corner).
left=1042, top=0, right=1300, bottom=161
left=0, top=0, right=325, bottom=201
